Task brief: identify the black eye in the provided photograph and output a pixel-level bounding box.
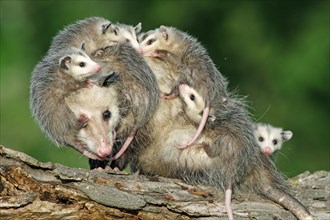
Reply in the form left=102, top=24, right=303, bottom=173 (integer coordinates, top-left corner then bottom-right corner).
left=258, top=137, right=264, bottom=142
left=147, top=39, right=155, bottom=45
left=103, top=110, right=111, bottom=120
left=190, top=94, right=195, bottom=101
left=273, top=139, right=278, bottom=145
left=79, top=62, right=85, bottom=67
left=113, top=29, right=118, bottom=35
left=125, top=39, right=130, bottom=43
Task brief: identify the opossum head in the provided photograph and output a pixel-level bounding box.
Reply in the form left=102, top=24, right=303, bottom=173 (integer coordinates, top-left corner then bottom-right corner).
left=254, top=123, right=293, bottom=155
left=59, top=48, right=101, bottom=80
left=179, top=83, right=217, bottom=124
left=138, top=25, right=180, bottom=57
left=65, top=86, right=120, bottom=160
left=101, top=22, right=142, bottom=51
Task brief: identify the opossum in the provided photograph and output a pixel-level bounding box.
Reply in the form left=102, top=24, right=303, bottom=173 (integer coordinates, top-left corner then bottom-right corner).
left=90, top=43, right=159, bottom=165
left=48, top=17, right=141, bottom=56
left=173, top=83, right=312, bottom=220
left=254, top=123, right=293, bottom=160
left=138, top=25, right=228, bottom=148
left=64, top=86, right=120, bottom=160
left=29, top=47, right=123, bottom=160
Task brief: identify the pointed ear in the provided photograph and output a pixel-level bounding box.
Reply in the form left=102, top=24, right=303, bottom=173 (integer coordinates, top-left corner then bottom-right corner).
left=159, top=25, right=168, bottom=41
left=102, top=22, right=112, bottom=34
left=80, top=42, right=86, bottom=51
left=134, top=22, right=142, bottom=33
left=281, top=130, right=293, bottom=141
left=59, top=56, right=71, bottom=70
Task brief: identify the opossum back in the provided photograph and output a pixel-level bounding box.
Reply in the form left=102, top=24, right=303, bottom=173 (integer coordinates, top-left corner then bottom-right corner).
left=93, top=44, right=160, bottom=126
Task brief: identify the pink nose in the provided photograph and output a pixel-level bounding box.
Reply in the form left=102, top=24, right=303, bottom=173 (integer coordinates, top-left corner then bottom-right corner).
left=136, top=48, right=143, bottom=55
left=97, top=140, right=112, bottom=158
left=264, top=147, right=271, bottom=155
left=95, top=64, right=101, bottom=73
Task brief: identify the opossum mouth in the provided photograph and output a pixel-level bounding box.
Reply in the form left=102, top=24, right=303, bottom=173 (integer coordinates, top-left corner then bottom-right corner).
left=83, top=130, right=117, bottom=160
left=83, top=150, right=112, bottom=161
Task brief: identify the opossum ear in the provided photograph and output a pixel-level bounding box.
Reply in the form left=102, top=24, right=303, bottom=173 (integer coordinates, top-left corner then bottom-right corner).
left=80, top=42, right=86, bottom=51
left=159, top=25, right=168, bottom=41
left=281, top=130, right=293, bottom=141
left=59, top=56, right=71, bottom=70
left=102, top=22, right=112, bottom=34
left=135, top=22, right=142, bottom=33
left=77, top=114, right=89, bottom=129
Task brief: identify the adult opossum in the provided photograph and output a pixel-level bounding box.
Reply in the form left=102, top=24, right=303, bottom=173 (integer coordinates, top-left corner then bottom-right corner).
left=89, top=43, right=160, bottom=168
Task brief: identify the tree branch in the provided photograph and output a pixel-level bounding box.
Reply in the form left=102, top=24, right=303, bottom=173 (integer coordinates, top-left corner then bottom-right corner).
left=0, top=145, right=328, bottom=219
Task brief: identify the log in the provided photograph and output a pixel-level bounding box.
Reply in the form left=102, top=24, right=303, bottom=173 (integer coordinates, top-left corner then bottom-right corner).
left=0, top=145, right=328, bottom=219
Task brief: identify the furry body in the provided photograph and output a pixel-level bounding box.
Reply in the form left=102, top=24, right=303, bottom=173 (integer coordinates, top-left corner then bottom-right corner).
left=48, top=17, right=141, bottom=56
left=129, top=27, right=313, bottom=219
left=138, top=26, right=229, bottom=147
left=29, top=47, right=122, bottom=160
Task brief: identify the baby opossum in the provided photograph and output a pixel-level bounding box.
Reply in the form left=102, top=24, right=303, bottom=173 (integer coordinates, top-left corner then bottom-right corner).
left=134, top=82, right=313, bottom=220
left=48, top=16, right=141, bottom=56
left=90, top=43, right=159, bottom=164
left=254, top=123, right=293, bottom=160
left=138, top=25, right=228, bottom=148
left=29, top=47, right=122, bottom=160
left=175, top=83, right=311, bottom=220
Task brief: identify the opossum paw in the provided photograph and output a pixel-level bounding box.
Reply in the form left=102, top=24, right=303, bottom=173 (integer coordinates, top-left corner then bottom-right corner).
left=86, top=79, right=94, bottom=88
left=92, top=49, right=104, bottom=57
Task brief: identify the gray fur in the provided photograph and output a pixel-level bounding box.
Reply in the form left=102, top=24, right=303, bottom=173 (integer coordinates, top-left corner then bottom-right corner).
left=131, top=26, right=312, bottom=219
left=91, top=44, right=159, bottom=167
left=48, top=17, right=141, bottom=56
left=30, top=47, right=95, bottom=146
left=48, top=17, right=111, bottom=55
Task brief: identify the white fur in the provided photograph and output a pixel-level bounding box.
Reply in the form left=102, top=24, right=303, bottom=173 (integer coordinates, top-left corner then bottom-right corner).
left=65, top=86, right=120, bottom=160
left=179, top=84, right=205, bottom=124
left=254, top=123, right=293, bottom=155
left=68, top=53, right=100, bottom=79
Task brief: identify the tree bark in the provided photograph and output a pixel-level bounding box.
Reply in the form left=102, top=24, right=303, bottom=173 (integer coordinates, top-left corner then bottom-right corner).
left=0, top=145, right=328, bottom=220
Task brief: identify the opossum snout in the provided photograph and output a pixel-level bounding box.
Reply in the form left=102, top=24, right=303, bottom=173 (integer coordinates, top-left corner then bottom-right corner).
left=263, top=147, right=271, bottom=155
left=96, top=138, right=112, bottom=159
left=95, top=64, right=102, bottom=73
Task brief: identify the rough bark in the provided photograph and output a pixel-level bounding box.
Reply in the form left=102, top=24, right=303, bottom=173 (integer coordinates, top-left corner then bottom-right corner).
left=0, top=145, right=328, bottom=220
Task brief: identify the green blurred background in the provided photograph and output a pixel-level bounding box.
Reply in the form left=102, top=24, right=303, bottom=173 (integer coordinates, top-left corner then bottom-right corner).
left=1, top=0, right=329, bottom=177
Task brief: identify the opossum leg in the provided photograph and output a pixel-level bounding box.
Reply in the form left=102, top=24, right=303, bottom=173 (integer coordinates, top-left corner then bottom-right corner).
left=261, top=185, right=314, bottom=220
left=225, top=182, right=234, bottom=220
left=91, top=48, right=105, bottom=57
left=177, top=106, right=210, bottom=149
left=112, top=126, right=138, bottom=160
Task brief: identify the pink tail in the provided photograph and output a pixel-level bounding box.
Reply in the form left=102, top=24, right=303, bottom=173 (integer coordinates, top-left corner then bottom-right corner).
left=225, top=185, right=234, bottom=220
left=177, top=106, right=210, bottom=149
left=112, top=126, right=138, bottom=160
